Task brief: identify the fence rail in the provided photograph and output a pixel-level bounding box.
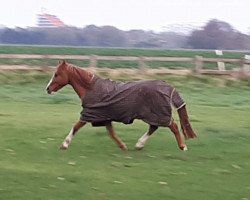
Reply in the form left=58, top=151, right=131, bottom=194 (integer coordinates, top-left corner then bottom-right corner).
left=0, top=54, right=250, bottom=77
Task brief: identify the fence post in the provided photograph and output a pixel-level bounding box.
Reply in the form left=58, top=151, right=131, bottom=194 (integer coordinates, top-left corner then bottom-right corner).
left=138, top=56, right=147, bottom=74
left=215, top=50, right=225, bottom=71
left=42, top=54, right=50, bottom=72
left=194, top=56, right=203, bottom=74
left=238, top=55, right=250, bottom=78
left=242, top=55, right=250, bottom=72
left=89, top=55, right=97, bottom=68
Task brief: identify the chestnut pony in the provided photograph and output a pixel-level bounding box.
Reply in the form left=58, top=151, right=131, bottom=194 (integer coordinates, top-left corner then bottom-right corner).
left=46, top=61, right=196, bottom=151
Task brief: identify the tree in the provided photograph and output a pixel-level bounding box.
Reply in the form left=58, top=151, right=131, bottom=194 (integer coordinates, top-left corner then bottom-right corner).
left=0, top=19, right=249, bottom=49
left=97, top=26, right=128, bottom=47
left=188, top=19, right=250, bottom=50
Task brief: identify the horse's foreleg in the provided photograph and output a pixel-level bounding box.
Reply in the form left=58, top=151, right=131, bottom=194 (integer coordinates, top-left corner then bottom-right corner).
left=169, top=120, right=187, bottom=151
left=60, top=120, right=87, bottom=150
left=106, top=122, right=127, bottom=151
left=135, top=125, right=158, bottom=150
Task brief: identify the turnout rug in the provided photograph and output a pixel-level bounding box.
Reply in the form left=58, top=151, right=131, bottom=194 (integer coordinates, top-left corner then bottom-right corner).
left=80, top=76, right=185, bottom=127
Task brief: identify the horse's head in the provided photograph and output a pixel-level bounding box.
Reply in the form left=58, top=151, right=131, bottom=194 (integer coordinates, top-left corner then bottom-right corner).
left=46, top=60, right=69, bottom=94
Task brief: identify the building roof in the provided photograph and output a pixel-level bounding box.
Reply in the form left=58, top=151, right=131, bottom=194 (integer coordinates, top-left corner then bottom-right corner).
left=37, top=13, right=65, bottom=27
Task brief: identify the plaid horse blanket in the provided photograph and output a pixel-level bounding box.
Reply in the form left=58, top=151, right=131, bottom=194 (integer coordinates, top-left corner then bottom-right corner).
left=80, top=76, right=185, bottom=127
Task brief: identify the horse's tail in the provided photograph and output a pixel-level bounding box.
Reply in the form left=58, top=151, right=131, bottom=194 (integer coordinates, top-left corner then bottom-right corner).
left=171, top=88, right=197, bottom=139
left=177, top=105, right=197, bottom=139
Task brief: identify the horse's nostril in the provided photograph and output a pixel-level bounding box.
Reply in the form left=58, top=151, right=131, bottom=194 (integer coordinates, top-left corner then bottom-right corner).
left=46, top=87, right=51, bottom=94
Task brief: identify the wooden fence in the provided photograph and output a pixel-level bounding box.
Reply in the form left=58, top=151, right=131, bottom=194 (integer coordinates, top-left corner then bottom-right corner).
left=0, top=54, right=250, bottom=77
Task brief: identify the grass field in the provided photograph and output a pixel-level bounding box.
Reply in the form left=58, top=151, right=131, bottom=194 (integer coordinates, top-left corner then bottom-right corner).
left=1, top=45, right=250, bottom=69
left=0, top=72, right=250, bottom=200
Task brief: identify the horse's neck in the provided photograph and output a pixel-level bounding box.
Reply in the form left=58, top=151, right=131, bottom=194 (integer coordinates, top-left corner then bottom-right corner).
left=68, top=67, right=91, bottom=100
left=70, top=82, right=87, bottom=99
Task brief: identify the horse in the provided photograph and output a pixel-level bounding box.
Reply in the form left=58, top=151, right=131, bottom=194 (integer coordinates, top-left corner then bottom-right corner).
left=46, top=60, right=196, bottom=151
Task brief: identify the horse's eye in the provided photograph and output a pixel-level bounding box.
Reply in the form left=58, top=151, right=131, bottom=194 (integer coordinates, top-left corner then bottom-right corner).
left=54, top=73, right=58, bottom=78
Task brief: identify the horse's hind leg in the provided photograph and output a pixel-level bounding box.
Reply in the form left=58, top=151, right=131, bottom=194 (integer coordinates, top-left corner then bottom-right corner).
left=60, top=120, right=86, bottom=150
left=168, top=120, right=187, bottom=151
left=106, top=122, right=128, bottom=151
left=135, top=125, right=158, bottom=150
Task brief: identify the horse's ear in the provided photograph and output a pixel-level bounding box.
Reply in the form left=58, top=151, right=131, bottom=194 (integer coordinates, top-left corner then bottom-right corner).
left=58, top=60, right=66, bottom=65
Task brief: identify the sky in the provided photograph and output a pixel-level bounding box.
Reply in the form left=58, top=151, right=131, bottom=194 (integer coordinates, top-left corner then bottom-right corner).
left=0, top=0, right=250, bottom=33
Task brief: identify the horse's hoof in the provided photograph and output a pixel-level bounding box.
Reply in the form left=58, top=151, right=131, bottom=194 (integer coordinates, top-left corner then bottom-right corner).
left=119, top=143, right=128, bottom=151
left=60, top=144, right=68, bottom=150
left=180, top=145, right=188, bottom=151
left=135, top=142, right=144, bottom=150
left=121, top=147, right=128, bottom=151
left=135, top=146, right=144, bottom=151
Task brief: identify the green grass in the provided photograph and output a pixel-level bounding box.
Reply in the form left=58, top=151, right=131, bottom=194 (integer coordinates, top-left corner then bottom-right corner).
left=0, top=72, right=250, bottom=200
left=1, top=45, right=249, bottom=69
left=1, top=45, right=249, bottom=58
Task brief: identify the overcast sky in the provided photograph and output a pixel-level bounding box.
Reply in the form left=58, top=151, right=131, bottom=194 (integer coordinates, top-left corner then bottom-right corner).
left=1, top=0, right=250, bottom=33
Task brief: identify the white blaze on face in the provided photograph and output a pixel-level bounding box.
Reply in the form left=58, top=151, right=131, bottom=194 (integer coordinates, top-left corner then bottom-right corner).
left=46, top=73, right=55, bottom=91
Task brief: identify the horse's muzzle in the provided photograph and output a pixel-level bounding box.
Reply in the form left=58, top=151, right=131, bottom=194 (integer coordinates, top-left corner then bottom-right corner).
left=46, top=87, right=52, bottom=94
